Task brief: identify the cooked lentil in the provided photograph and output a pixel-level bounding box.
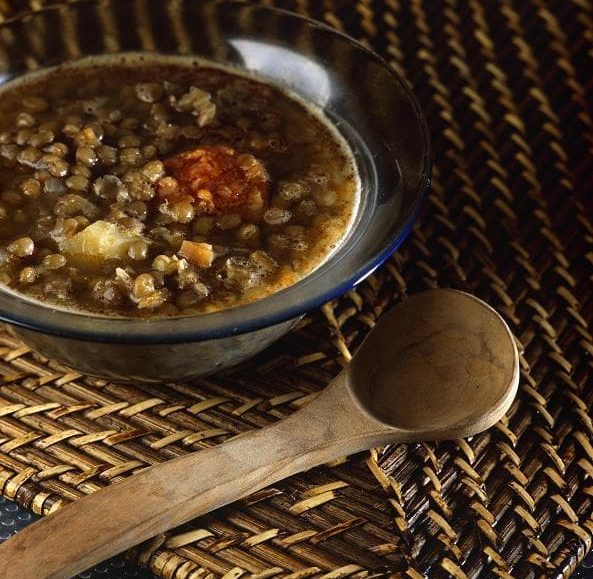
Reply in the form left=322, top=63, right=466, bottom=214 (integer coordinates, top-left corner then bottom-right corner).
left=0, top=55, right=358, bottom=317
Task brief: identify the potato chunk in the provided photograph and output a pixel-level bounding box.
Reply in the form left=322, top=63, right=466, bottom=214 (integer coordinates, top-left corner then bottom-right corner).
left=62, top=220, right=144, bottom=266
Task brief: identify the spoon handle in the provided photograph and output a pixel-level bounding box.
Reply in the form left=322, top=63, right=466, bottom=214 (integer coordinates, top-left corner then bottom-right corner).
left=0, top=374, right=392, bottom=579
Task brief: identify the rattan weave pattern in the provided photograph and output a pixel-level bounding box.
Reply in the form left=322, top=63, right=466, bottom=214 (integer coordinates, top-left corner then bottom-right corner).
left=0, top=0, right=592, bottom=577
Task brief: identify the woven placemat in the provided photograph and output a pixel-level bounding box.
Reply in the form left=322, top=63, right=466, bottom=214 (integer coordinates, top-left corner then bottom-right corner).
left=1, top=0, right=592, bottom=577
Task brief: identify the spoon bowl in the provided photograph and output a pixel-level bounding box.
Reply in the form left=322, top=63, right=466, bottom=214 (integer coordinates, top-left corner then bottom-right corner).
left=349, top=290, right=519, bottom=438
left=0, top=289, right=519, bottom=579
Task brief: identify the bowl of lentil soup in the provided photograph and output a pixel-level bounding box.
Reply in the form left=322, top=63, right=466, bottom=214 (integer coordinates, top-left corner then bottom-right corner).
left=0, top=0, right=430, bottom=382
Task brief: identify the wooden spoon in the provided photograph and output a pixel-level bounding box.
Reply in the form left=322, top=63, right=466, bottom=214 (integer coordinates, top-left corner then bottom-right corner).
left=0, top=289, right=519, bottom=579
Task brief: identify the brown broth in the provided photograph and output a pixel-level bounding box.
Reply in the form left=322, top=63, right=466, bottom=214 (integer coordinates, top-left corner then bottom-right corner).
left=0, top=54, right=358, bottom=317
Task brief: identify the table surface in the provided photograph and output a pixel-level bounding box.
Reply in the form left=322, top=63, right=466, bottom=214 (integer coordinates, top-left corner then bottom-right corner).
left=0, top=1, right=591, bottom=577
left=1, top=495, right=592, bottom=578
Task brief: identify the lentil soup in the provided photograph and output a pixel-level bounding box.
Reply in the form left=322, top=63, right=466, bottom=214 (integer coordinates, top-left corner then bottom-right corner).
left=0, top=55, right=358, bottom=317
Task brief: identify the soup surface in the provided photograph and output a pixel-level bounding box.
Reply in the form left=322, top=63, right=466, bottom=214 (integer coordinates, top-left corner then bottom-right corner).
left=0, top=55, right=358, bottom=317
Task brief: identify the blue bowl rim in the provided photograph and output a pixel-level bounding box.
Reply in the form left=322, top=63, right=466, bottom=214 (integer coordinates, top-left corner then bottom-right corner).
left=0, top=0, right=432, bottom=344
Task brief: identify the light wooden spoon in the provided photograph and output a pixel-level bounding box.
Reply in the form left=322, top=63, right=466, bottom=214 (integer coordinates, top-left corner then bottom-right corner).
left=0, top=289, right=519, bottom=579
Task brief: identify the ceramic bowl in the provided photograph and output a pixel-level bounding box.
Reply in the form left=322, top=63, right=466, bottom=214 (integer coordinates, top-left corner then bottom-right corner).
left=0, top=0, right=431, bottom=382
